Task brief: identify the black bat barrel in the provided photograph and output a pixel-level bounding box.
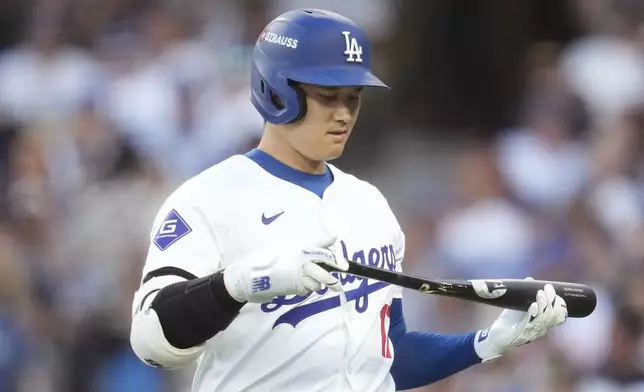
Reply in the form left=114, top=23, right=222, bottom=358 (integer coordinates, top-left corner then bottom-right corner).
left=439, top=279, right=597, bottom=318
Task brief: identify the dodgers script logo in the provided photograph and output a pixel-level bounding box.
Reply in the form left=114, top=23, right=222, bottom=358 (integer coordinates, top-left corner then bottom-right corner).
left=261, top=240, right=397, bottom=328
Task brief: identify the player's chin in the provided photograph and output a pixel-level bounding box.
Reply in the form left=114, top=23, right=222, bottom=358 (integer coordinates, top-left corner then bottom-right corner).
left=323, top=142, right=348, bottom=160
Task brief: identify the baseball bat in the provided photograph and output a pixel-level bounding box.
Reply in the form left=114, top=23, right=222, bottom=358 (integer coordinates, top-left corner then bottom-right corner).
left=321, top=261, right=597, bottom=318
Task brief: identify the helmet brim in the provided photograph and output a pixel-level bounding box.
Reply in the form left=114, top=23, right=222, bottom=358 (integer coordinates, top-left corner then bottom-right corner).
left=281, top=66, right=389, bottom=89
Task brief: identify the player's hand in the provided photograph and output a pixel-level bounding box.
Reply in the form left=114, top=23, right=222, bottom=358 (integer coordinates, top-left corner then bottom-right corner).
left=222, top=236, right=349, bottom=303
left=473, top=278, right=568, bottom=363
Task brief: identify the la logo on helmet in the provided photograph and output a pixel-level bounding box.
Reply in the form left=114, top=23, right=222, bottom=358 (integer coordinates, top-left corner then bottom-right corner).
left=341, top=31, right=362, bottom=63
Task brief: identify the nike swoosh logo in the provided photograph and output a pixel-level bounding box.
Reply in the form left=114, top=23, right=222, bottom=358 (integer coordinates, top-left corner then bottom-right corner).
left=262, top=211, right=284, bottom=225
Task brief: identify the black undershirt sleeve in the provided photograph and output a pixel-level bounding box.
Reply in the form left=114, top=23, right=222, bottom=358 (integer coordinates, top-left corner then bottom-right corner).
left=145, top=268, right=245, bottom=349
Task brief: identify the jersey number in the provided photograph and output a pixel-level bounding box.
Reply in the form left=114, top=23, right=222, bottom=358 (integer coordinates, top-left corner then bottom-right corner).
left=379, top=304, right=392, bottom=358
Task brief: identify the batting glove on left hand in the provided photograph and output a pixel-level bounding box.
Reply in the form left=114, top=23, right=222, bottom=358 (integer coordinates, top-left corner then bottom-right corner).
left=473, top=279, right=568, bottom=363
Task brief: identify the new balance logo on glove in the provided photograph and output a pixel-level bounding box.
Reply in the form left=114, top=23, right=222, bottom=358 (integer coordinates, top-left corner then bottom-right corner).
left=252, top=276, right=271, bottom=292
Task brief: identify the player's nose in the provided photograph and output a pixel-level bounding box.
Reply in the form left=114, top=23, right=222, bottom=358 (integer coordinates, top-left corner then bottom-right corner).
left=332, top=105, right=351, bottom=124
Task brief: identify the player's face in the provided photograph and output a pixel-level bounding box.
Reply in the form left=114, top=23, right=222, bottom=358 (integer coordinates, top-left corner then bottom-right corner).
left=289, top=84, right=362, bottom=161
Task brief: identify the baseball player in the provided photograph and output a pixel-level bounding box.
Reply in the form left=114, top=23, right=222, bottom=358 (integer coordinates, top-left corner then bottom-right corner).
left=130, top=9, right=568, bottom=392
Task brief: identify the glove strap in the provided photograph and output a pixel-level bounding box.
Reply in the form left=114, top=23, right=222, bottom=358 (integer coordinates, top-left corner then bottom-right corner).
left=473, top=328, right=504, bottom=363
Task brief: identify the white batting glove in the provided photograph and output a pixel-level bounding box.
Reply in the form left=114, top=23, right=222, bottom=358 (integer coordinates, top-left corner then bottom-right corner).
left=473, top=279, right=568, bottom=362
left=223, top=237, right=349, bottom=303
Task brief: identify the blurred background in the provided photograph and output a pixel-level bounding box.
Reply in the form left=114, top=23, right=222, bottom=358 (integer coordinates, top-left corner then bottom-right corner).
left=0, top=0, right=643, bottom=391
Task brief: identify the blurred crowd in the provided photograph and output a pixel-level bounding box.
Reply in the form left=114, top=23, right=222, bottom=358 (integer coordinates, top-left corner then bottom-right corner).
left=0, top=0, right=643, bottom=391
left=0, top=0, right=269, bottom=390
left=397, top=1, right=644, bottom=391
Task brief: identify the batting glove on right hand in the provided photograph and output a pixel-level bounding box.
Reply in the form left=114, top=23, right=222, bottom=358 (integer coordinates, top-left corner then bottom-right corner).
left=473, top=279, right=568, bottom=362
left=223, top=237, right=349, bottom=303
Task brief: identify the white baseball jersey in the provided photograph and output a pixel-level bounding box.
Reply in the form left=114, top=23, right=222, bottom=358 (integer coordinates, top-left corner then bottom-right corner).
left=135, top=150, right=405, bottom=392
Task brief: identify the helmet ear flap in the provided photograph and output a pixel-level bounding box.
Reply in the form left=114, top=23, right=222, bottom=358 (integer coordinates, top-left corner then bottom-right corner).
left=250, top=63, right=304, bottom=124
left=264, top=81, right=307, bottom=124
left=286, top=80, right=307, bottom=124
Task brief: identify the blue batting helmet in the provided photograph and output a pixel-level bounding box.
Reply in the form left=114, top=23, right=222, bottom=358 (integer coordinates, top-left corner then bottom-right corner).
left=250, top=9, right=389, bottom=124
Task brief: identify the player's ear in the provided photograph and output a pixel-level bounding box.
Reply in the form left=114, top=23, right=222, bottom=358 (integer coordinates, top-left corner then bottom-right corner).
left=270, top=90, right=284, bottom=110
